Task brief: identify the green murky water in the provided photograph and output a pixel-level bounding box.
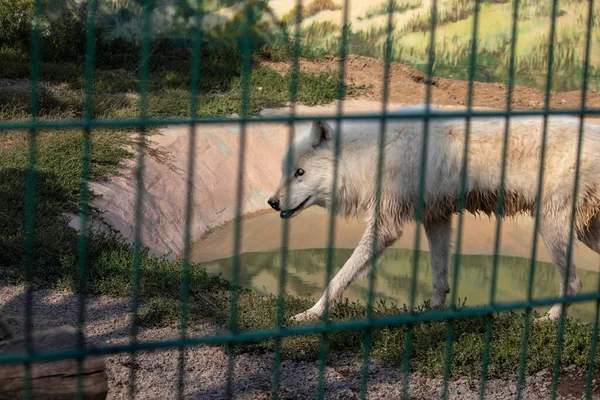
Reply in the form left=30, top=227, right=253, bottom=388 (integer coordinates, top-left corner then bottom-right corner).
left=198, top=248, right=600, bottom=323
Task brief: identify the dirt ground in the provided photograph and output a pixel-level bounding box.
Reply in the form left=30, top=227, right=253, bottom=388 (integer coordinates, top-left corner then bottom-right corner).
left=5, top=55, right=600, bottom=399
left=261, top=54, right=600, bottom=114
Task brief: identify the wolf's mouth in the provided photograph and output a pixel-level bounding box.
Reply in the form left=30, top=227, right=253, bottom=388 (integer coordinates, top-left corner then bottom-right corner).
left=280, top=196, right=311, bottom=219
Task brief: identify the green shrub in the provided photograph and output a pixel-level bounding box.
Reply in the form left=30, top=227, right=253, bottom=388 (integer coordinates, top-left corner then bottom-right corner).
left=0, top=0, right=88, bottom=62
left=0, top=0, right=34, bottom=52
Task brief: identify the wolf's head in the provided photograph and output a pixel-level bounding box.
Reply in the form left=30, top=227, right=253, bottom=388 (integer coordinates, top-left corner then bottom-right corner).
left=268, top=119, right=336, bottom=219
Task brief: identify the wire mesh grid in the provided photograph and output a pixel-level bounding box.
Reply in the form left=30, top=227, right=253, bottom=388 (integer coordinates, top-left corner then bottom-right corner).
left=0, top=0, right=599, bottom=399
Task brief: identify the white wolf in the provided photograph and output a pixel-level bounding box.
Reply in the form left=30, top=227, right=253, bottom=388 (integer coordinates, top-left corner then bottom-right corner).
left=267, top=105, right=600, bottom=323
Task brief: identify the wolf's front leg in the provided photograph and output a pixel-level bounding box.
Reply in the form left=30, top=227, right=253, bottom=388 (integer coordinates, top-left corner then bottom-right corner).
left=291, top=222, right=401, bottom=323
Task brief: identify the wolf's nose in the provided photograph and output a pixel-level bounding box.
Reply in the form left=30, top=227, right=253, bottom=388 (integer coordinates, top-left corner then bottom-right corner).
left=268, top=197, right=280, bottom=211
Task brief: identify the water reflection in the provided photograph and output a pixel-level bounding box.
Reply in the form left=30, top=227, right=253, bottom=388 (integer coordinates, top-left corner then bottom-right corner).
left=198, top=248, right=600, bottom=323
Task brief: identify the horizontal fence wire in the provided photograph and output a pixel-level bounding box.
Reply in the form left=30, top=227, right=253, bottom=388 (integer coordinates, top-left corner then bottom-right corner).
left=2, top=291, right=600, bottom=360
left=1, top=0, right=599, bottom=398
left=3, top=108, right=600, bottom=132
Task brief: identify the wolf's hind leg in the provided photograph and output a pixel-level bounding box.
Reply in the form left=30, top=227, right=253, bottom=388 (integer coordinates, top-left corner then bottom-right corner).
left=424, top=214, right=452, bottom=308
left=537, top=212, right=582, bottom=322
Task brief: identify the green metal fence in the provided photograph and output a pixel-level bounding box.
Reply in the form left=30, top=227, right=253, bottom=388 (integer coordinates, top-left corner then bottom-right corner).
left=1, top=0, right=599, bottom=398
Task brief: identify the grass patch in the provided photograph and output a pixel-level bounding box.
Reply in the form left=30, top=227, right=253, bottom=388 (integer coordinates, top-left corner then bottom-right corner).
left=0, top=68, right=351, bottom=120
left=0, top=46, right=355, bottom=121
left=0, top=129, right=131, bottom=277
left=136, top=290, right=600, bottom=379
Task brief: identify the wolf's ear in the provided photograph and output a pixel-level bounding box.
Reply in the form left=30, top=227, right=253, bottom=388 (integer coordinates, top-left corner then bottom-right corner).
left=310, top=120, right=333, bottom=148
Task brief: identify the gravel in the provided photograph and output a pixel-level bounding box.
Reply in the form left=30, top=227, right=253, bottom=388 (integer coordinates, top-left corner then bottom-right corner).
left=0, top=283, right=596, bottom=399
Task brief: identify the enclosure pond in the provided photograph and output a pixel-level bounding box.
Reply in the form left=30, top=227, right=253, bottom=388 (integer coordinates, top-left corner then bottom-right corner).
left=190, top=208, right=600, bottom=323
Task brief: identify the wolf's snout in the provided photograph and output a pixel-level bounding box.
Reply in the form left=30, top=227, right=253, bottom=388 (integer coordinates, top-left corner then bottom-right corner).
left=268, top=197, right=280, bottom=211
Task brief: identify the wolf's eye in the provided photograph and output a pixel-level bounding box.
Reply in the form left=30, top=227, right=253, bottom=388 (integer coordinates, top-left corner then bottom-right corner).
left=295, top=169, right=305, bottom=178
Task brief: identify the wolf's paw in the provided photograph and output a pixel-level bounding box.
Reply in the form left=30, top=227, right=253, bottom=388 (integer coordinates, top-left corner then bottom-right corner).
left=534, top=315, right=553, bottom=325
left=534, top=313, right=560, bottom=325
left=430, top=300, right=446, bottom=309
left=290, top=310, right=320, bottom=323
left=534, top=306, right=562, bottom=325
left=534, top=312, right=560, bottom=325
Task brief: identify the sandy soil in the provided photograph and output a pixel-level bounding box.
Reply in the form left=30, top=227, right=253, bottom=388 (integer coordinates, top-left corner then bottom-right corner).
left=260, top=54, right=600, bottom=114
left=1, top=283, right=598, bottom=399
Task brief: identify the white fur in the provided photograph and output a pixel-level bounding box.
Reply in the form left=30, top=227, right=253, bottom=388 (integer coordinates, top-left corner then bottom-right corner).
left=268, top=105, right=600, bottom=322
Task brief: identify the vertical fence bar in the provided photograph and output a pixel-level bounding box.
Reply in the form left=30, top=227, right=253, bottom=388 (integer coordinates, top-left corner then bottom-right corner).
left=225, top=5, right=254, bottom=398
left=516, top=1, right=560, bottom=398
left=402, top=1, right=437, bottom=399
left=315, top=0, right=350, bottom=398
left=552, top=0, right=595, bottom=397
left=76, top=0, right=98, bottom=397
left=586, top=4, right=600, bottom=380
left=359, top=0, right=395, bottom=397
left=128, top=0, right=154, bottom=398
left=176, top=1, right=205, bottom=398
left=586, top=92, right=600, bottom=399
left=441, top=1, right=481, bottom=398
left=271, top=0, right=303, bottom=397
left=587, top=307, right=600, bottom=400
left=479, top=0, right=521, bottom=397
left=23, top=0, right=43, bottom=397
